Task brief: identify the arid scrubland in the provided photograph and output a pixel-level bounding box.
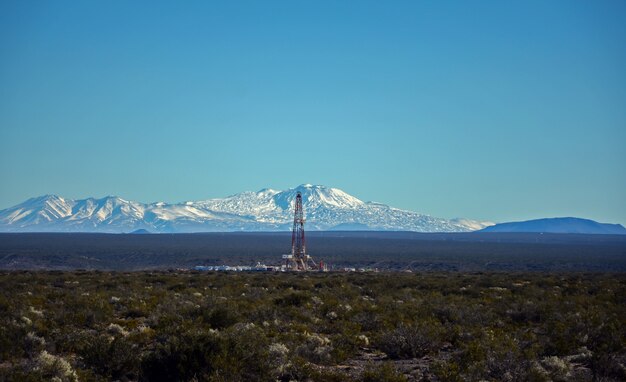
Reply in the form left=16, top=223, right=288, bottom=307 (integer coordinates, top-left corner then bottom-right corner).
left=0, top=271, right=624, bottom=381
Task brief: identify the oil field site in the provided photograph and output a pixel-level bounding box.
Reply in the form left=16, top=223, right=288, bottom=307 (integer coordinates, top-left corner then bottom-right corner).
left=3, top=0, right=626, bottom=380
left=0, top=201, right=625, bottom=381
left=2, top=190, right=625, bottom=273
left=1, top=194, right=626, bottom=380
left=1, top=195, right=625, bottom=382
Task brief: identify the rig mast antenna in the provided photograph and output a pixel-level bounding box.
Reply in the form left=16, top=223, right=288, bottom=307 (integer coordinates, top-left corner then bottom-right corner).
left=284, top=191, right=318, bottom=271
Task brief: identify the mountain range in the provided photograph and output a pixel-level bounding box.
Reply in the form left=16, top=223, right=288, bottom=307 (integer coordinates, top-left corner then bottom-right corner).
left=0, top=184, right=493, bottom=233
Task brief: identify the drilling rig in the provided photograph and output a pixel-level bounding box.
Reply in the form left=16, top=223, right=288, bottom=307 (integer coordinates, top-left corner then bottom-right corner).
left=283, top=191, right=323, bottom=271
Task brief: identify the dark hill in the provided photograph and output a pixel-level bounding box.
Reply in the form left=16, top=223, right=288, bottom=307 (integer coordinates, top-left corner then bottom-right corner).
left=480, top=217, right=626, bottom=234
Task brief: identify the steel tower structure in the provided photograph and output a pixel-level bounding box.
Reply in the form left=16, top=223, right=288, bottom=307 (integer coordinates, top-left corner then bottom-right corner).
left=284, top=191, right=319, bottom=271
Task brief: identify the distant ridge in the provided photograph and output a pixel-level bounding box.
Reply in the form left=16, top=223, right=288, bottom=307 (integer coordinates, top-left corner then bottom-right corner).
left=0, top=185, right=493, bottom=233
left=480, top=217, right=626, bottom=235
left=130, top=229, right=151, bottom=234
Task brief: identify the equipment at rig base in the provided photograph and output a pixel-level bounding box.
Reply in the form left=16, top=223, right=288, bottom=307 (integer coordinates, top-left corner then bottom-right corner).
left=283, top=191, right=325, bottom=271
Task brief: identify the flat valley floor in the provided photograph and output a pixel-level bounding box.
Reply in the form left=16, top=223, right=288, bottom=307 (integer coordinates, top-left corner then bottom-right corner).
left=0, top=231, right=625, bottom=271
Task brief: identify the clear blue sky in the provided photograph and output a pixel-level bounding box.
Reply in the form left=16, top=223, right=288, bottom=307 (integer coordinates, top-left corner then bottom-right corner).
left=1, top=1, right=625, bottom=224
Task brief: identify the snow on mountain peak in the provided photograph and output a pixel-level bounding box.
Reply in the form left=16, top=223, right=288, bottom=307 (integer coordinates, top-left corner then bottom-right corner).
left=274, top=184, right=364, bottom=210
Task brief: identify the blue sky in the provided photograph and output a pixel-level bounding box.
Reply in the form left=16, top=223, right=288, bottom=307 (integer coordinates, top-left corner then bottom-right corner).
left=1, top=1, right=625, bottom=224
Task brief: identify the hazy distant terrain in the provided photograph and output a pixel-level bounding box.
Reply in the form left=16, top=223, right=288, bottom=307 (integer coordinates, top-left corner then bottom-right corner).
left=1, top=231, right=624, bottom=272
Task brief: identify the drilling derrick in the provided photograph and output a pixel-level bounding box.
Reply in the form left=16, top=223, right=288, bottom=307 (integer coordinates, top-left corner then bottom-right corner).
left=284, top=191, right=318, bottom=271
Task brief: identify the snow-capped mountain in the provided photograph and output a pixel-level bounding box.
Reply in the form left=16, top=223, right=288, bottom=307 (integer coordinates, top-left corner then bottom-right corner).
left=0, top=184, right=493, bottom=233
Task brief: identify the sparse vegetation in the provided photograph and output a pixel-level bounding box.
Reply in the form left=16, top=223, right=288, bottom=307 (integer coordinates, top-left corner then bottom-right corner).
left=0, top=271, right=624, bottom=381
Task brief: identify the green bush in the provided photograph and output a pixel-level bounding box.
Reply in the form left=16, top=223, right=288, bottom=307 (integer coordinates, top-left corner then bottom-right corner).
left=376, top=320, right=444, bottom=359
